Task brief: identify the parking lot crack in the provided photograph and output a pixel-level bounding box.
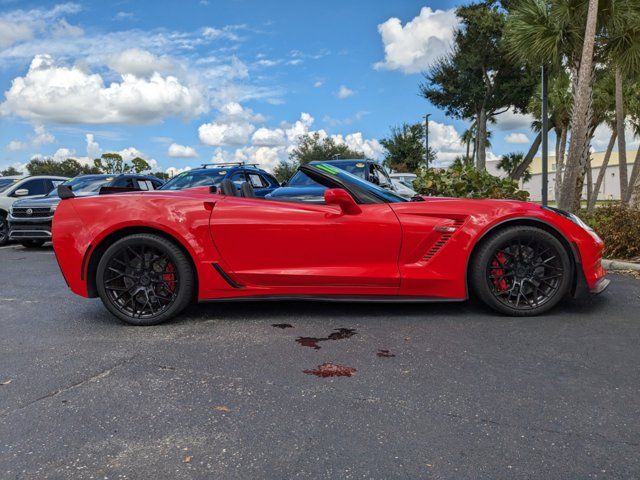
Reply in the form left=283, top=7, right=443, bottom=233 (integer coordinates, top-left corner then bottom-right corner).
left=0, top=354, right=138, bottom=419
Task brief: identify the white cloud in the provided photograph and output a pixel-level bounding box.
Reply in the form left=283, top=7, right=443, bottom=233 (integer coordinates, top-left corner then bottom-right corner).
left=199, top=122, right=255, bottom=147
left=108, top=48, right=173, bottom=77
left=32, top=124, right=55, bottom=146
left=1, top=55, right=207, bottom=124
left=202, top=26, right=242, bottom=41
left=505, top=132, right=530, bottom=144
left=374, top=7, right=458, bottom=74
left=168, top=143, right=198, bottom=158
left=336, top=85, right=355, bottom=99
left=0, top=3, right=82, bottom=50
left=252, top=127, right=286, bottom=146
left=6, top=140, right=27, bottom=152
left=494, top=108, right=535, bottom=131
left=591, top=123, right=640, bottom=151
left=198, top=102, right=264, bottom=146
left=86, top=134, right=101, bottom=159
left=52, top=147, right=75, bottom=163
left=313, top=80, right=323, bottom=88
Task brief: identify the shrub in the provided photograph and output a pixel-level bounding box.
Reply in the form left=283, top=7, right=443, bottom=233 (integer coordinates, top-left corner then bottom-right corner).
left=581, top=203, right=640, bottom=260
left=413, top=163, right=529, bottom=201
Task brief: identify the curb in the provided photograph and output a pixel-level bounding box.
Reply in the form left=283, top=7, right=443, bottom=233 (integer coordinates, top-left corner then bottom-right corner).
left=602, top=259, right=640, bottom=271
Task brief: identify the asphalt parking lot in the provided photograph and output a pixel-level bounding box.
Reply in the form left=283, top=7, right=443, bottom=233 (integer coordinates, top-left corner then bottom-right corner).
left=1, top=244, right=639, bottom=479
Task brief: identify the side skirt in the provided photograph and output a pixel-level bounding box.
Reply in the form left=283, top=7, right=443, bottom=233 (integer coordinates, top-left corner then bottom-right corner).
left=200, top=295, right=466, bottom=304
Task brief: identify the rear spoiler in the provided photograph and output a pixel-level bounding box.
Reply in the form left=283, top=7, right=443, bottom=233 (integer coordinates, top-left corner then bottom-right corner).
left=57, top=185, right=144, bottom=200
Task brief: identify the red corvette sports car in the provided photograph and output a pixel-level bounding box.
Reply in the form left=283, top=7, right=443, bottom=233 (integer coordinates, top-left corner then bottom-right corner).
left=52, top=163, right=608, bottom=325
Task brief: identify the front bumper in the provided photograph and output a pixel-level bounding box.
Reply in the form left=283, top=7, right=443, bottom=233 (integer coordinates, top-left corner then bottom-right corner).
left=590, top=277, right=610, bottom=295
left=7, top=214, right=53, bottom=240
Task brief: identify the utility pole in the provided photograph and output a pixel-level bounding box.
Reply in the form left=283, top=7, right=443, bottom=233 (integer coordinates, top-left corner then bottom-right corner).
left=541, top=66, right=549, bottom=206
left=424, top=114, right=431, bottom=169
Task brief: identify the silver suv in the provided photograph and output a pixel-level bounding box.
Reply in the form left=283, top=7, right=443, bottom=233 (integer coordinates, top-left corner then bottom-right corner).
left=0, top=175, right=68, bottom=246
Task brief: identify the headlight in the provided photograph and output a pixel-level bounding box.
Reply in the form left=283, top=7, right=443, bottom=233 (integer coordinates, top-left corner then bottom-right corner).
left=543, top=206, right=600, bottom=240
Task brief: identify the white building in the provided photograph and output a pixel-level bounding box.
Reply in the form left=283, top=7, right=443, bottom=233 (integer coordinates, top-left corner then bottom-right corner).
left=487, top=150, right=638, bottom=202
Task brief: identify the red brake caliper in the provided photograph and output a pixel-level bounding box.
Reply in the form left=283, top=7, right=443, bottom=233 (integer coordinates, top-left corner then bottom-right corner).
left=163, top=263, right=177, bottom=293
left=491, top=251, right=509, bottom=292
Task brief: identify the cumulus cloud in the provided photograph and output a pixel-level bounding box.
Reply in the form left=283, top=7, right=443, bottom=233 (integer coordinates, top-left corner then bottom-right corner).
left=505, top=133, right=530, bottom=144
left=86, top=134, right=101, bottom=158
left=168, top=143, right=198, bottom=158
left=198, top=102, right=264, bottom=146
left=252, top=127, right=286, bottom=146
left=166, top=166, right=192, bottom=177
left=108, top=48, right=173, bottom=77
left=336, top=85, right=355, bottom=99
left=374, top=7, right=458, bottom=74
left=32, top=124, right=55, bottom=146
left=1, top=54, right=207, bottom=124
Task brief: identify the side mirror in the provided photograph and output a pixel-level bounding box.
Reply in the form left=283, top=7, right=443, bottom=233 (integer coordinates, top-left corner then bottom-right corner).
left=324, top=188, right=361, bottom=215
left=14, top=188, right=29, bottom=197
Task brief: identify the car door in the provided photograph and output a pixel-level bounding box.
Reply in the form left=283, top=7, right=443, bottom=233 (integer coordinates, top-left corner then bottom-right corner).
left=209, top=196, right=402, bottom=292
left=12, top=179, right=50, bottom=199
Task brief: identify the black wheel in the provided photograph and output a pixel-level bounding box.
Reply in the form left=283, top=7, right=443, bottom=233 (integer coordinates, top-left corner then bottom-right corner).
left=20, top=240, right=45, bottom=248
left=96, top=234, right=195, bottom=326
left=0, top=214, right=8, bottom=246
left=471, top=226, right=572, bottom=316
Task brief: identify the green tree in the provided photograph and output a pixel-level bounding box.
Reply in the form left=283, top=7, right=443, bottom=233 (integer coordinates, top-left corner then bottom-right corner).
left=421, top=1, right=536, bottom=171
left=1, top=166, right=22, bottom=176
left=94, top=153, right=130, bottom=174
left=26, top=158, right=102, bottom=177
left=290, top=132, right=365, bottom=165
left=498, top=152, right=532, bottom=182
left=273, top=160, right=299, bottom=183
left=130, top=157, right=151, bottom=173
left=380, top=123, right=435, bottom=173
left=152, top=171, right=170, bottom=181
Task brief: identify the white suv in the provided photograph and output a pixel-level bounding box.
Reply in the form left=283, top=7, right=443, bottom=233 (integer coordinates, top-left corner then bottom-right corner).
left=0, top=175, right=68, bottom=246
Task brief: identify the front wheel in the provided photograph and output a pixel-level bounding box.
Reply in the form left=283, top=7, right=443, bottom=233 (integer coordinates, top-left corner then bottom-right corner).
left=471, top=226, right=572, bottom=316
left=96, top=234, right=195, bottom=326
left=0, top=214, right=8, bottom=246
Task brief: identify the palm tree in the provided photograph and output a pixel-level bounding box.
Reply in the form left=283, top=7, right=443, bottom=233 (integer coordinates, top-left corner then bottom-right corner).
left=498, top=152, right=532, bottom=182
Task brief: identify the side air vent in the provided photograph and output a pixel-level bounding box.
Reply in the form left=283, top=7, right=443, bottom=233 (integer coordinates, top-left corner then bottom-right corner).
left=423, top=219, right=465, bottom=263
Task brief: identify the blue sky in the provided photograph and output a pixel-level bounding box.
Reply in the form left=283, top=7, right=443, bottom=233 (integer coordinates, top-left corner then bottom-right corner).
left=0, top=0, right=550, bottom=174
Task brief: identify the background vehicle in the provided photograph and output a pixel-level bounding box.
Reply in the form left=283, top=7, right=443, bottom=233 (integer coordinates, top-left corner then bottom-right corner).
left=52, top=162, right=608, bottom=326
left=389, top=172, right=417, bottom=186
left=268, top=159, right=397, bottom=202
left=160, top=163, right=279, bottom=196
left=391, top=179, right=417, bottom=199
left=0, top=175, right=68, bottom=246
left=8, top=174, right=163, bottom=248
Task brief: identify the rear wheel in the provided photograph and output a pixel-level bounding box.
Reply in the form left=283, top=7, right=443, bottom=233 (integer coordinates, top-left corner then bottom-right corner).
left=471, top=226, right=572, bottom=316
left=96, top=234, right=195, bottom=326
left=20, top=240, right=45, bottom=248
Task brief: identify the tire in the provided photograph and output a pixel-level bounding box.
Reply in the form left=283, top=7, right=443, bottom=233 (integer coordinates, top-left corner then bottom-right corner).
left=96, top=233, right=195, bottom=326
left=0, top=213, right=8, bottom=246
left=471, top=226, right=572, bottom=316
left=20, top=240, right=45, bottom=248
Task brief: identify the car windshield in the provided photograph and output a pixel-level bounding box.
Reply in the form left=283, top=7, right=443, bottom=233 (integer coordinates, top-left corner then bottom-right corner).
left=287, top=171, right=322, bottom=187
left=160, top=169, right=228, bottom=190
left=313, top=163, right=406, bottom=203
left=52, top=175, right=114, bottom=195
left=0, top=178, right=19, bottom=193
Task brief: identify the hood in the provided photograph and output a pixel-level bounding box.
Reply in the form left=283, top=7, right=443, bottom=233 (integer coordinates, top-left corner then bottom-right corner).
left=12, top=195, right=62, bottom=208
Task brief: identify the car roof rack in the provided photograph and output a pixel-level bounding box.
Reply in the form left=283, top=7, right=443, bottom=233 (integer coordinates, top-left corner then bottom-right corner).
left=200, top=162, right=260, bottom=168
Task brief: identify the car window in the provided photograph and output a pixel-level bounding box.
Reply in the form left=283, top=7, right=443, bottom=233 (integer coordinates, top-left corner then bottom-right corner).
left=373, top=165, right=391, bottom=187
left=160, top=170, right=227, bottom=190
left=151, top=179, right=163, bottom=189
left=112, top=177, right=135, bottom=188
left=230, top=171, right=246, bottom=187
left=247, top=173, right=267, bottom=188
left=0, top=178, right=20, bottom=193
left=16, top=179, right=48, bottom=196
left=287, top=171, right=322, bottom=187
